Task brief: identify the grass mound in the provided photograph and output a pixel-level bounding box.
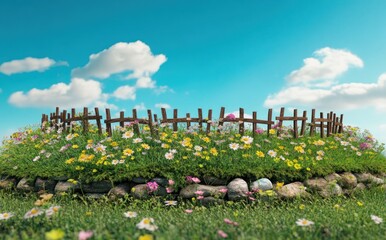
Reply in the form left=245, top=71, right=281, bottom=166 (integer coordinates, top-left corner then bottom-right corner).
left=1, top=122, right=385, bottom=187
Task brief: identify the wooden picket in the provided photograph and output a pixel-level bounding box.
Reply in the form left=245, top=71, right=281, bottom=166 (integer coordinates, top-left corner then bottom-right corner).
left=275, top=107, right=308, bottom=138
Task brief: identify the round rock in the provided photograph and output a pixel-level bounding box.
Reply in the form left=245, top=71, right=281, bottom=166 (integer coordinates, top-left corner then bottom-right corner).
left=250, top=178, right=273, bottom=191
left=227, top=178, right=248, bottom=201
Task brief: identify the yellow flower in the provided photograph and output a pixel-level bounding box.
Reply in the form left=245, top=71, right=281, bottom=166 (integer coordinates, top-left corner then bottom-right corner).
left=294, top=146, right=305, bottom=154
left=299, top=204, right=305, bottom=210
left=75, top=166, right=84, bottom=171
left=256, top=151, right=265, bottom=158
left=40, top=193, right=54, bottom=201
left=123, top=148, right=135, bottom=156
left=209, top=148, right=218, bottom=156
left=138, top=234, right=154, bottom=240
left=141, top=143, right=150, bottom=150
left=92, top=169, right=98, bottom=173
left=45, top=229, right=64, bottom=240
left=202, top=137, right=210, bottom=143
left=286, top=160, right=293, bottom=167
left=357, top=201, right=364, bottom=207
left=65, top=158, right=75, bottom=164
left=276, top=182, right=284, bottom=189
left=269, top=129, right=276, bottom=135
left=85, top=211, right=92, bottom=216
left=294, top=163, right=301, bottom=170
left=199, top=164, right=204, bottom=168
left=110, top=141, right=118, bottom=147
left=87, top=139, right=93, bottom=144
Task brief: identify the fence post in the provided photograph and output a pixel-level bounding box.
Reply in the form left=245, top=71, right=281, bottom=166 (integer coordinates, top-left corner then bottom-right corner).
left=239, top=108, right=244, bottom=135
left=153, top=113, right=159, bottom=136
left=218, top=107, right=225, bottom=131
left=252, top=111, right=257, bottom=137
left=62, top=110, right=67, bottom=132
left=310, top=109, right=315, bottom=136
left=338, top=114, right=344, bottom=133
left=95, top=107, right=102, bottom=135
left=198, top=108, right=203, bottom=131
left=267, top=108, right=273, bottom=137
left=147, top=109, right=154, bottom=136
left=105, top=109, right=112, bottom=137
left=186, top=113, right=191, bottom=129
left=132, top=109, right=140, bottom=135
left=320, top=112, right=324, bottom=138
left=300, top=110, right=307, bottom=136
left=293, top=109, right=298, bottom=139
left=206, top=109, right=212, bottom=134
left=83, top=107, right=89, bottom=133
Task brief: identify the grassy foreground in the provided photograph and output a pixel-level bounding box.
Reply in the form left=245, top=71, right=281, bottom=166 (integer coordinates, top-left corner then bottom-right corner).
left=0, top=188, right=385, bottom=240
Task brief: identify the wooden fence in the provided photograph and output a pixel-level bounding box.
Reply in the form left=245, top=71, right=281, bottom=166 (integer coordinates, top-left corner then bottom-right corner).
left=41, top=107, right=344, bottom=138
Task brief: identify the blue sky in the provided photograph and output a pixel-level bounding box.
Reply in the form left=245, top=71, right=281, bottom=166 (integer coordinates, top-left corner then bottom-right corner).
left=1, top=0, right=386, bottom=145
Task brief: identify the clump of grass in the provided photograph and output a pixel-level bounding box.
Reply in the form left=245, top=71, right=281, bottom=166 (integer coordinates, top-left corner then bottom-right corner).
left=0, top=188, right=385, bottom=239
left=0, top=122, right=385, bottom=186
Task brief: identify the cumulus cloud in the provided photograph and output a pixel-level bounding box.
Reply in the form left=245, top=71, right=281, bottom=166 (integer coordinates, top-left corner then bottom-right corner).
left=287, top=47, right=363, bottom=87
left=134, top=102, right=147, bottom=111
left=8, top=78, right=103, bottom=108
left=112, top=85, right=136, bottom=100
left=155, top=103, right=171, bottom=109
left=136, top=77, right=156, bottom=88
left=72, top=41, right=167, bottom=81
left=265, top=73, right=386, bottom=111
left=0, top=57, right=67, bottom=75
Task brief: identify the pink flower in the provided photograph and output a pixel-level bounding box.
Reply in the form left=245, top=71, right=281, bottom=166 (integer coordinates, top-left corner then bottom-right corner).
left=218, top=230, right=228, bottom=238
left=197, top=195, right=204, bottom=200
left=186, top=176, right=201, bottom=184
left=194, top=190, right=204, bottom=196
left=248, top=196, right=256, bottom=201
left=255, top=128, right=264, bottom=134
left=219, top=188, right=228, bottom=193
left=225, top=113, right=236, bottom=120
left=168, top=179, right=175, bottom=185
left=78, top=230, right=93, bottom=240
left=146, top=181, right=159, bottom=193
left=224, top=218, right=239, bottom=226
left=185, top=209, right=193, bottom=214
left=166, top=187, right=174, bottom=193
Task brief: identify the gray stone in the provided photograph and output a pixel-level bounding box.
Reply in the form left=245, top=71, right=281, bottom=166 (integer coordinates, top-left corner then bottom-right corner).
left=319, top=183, right=343, bottom=198
left=54, top=181, right=80, bottom=193
left=131, top=184, right=167, bottom=199
left=339, top=172, right=357, bottom=189
left=151, top=177, right=169, bottom=187
left=354, top=183, right=366, bottom=191
left=16, top=178, right=35, bottom=192
left=355, top=173, right=384, bottom=186
left=108, top=183, right=131, bottom=200
left=202, top=176, right=228, bottom=186
left=50, top=176, right=69, bottom=181
left=250, top=178, right=273, bottom=191
left=277, top=182, right=310, bottom=199
left=179, top=184, right=227, bottom=199
left=82, top=180, right=113, bottom=193
left=324, top=173, right=342, bottom=183
left=200, top=197, right=225, bottom=207
left=132, top=177, right=147, bottom=184
left=304, top=178, right=328, bottom=191
left=0, top=177, right=18, bottom=189
left=227, top=178, right=248, bottom=201
left=34, top=178, right=57, bottom=193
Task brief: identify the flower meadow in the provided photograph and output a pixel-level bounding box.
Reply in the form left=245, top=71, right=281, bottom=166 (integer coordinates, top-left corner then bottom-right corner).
left=0, top=119, right=386, bottom=239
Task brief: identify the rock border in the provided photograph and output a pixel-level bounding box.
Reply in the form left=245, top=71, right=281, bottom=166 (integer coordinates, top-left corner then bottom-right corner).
left=1, top=172, right=385, bottom=204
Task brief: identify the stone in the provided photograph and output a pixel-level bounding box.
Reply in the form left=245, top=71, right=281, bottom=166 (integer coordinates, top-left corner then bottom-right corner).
left=319, top=183, right=343, bottom=198
left=277, top=182, right=310, bottom=199
left=132, top=177, right=147, bottom=184
left=179, top=184, right=227, bottom=199
left=354, top=183, right=366, bottom=191
left=54, top=181, right=80, bottom=193
left=131, top=184, right=167, bottom=199
left=82, top=180, right=113, bottom=193
left=34, top=178, right=57, bottom=193
left=108, top=183, right=131, bottom=200
left=339, top=172, right=357, bottom=189
left=304, top=178, right=328, bottom=191
left=151, top=177, right=169, bottom=187
left=355, top=173, right=375, bottom=183
left=0, top=177, right=18, bottom=189
left=227, top=178, right=248, bottom=201
left=250, top=178, right=273, bottom=191
left=324, top=173, right=342, bottom=183
left=202, top=176, right=228, bottom=186
left=16, top=178, right=35, bottom=192
left=200, top=197, right=225, bottom=207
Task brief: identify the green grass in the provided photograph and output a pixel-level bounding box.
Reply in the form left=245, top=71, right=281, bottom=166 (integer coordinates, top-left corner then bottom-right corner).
left=0, top=188, right=385, bottom=240
left=0, top=123, right=385, bottom=186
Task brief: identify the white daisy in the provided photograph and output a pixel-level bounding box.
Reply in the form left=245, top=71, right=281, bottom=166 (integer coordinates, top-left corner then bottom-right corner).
left=229, top=143, right=240, bottom=151
left=371, top=215, right=383, bottom=224
left=0, top=212, right=14, bottom=220
left=136, top=217, right=158, bottom=231
left=296, top=218, right=314, bottom=226
left=24, top=208, right=44, bottom=219
left=241, top=136, right=253, bottom=144
left=165, top=152, right=174, bottom=160
left=122, top=131, right=134, bottom=139
left=164, top=200, right=178, bottom=206
left=123, top=211, right=137, bottom=218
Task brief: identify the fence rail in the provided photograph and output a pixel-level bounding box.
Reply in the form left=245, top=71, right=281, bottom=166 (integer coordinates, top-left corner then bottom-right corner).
left=41, top=106, right=344, bottom=138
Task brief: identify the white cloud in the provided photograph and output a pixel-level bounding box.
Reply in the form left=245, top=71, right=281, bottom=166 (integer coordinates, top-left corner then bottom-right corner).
left=72, top=41, right=167, bottom=80
left=154, top=85, right=174, bottom=95
left=134, top=102, right=147, bottom=111
left=112, top=85, right=136, bottom=100
left=287, top=47, right=363, bottom=87
left=264, top=73, right=386, bottom=111
left=155, top=103, right=171, bottom=109
left=0, top=57, right=67, bottom=75
left=8, top=78, right=103, bottom=108
left=136, top=77, right=156, bottom=88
